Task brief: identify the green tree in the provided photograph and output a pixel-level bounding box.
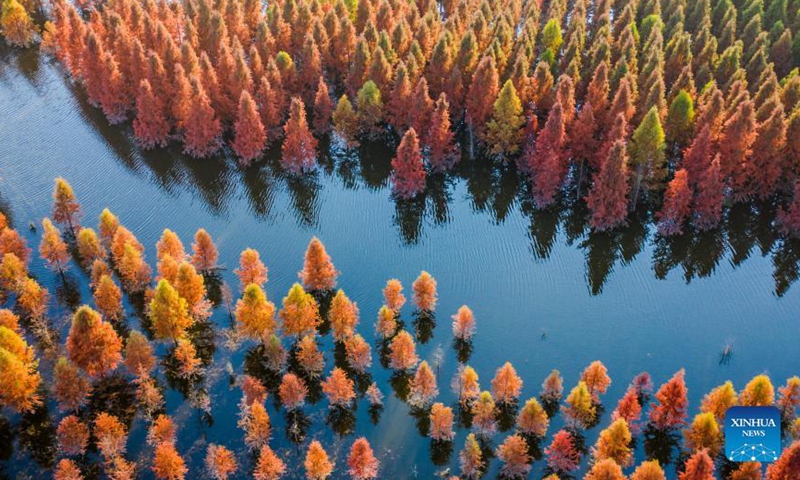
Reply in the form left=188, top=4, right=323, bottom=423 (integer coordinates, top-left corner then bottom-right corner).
left=356, top=80, right=383, bottom=139
left=666, top=90, right=695, bottom=152
left=629, top=106, right=666, bottom=205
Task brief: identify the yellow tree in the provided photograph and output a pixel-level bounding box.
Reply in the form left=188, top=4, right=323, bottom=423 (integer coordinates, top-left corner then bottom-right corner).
left=1, top=0, right=36, bottom=47
left=412, top=271, right=437, bottom=312
left=684, top=412, right=722, bottom=455
left=491, top=362, right=523, bottom=405
left=149, top=279, right=193, bottom=342
left=235, top=284, right=276, bottom=341
left=40, top=218, right=70, bottom=273
left=328, top=289, right=359, bottom=342
left=52, top=178, right=81, bottom=235
left=593, top=418, right=633, bottom=466
left=0, top=327, right=40, bottom=412
left=305, top=440, right=334, bottom=480
left=485, top=80, right=525, bottom=159
left=279, top=283, right=320, bottom=337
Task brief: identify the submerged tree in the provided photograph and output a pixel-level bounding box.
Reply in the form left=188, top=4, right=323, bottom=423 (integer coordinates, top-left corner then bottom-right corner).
left=492, top=362, right=523, bottom=405
left=254, top=445, right=286, bottom=480
left=52, top=178, right=81, bottom=235
left=496, top=434, right=532, bottom=479
left=281, top=97, right=318, bottom=174
left=66, top=305, right=122, bottom=377
left=545, top=429, right=581, bottom=474
left=649, top=370, right=689, bottom=430
left=299, top=237, right=338, bottom=292
left=347, top=438, right=379, bottom=480
left=586, top=140, right=630, bottom=231
left=305, top=440, right=334, bottom=480
left=391, top=128, right=426, bottom=199
left=232, top=91, right=267, bottom=165
left=412, top=271, right=437, bottom=312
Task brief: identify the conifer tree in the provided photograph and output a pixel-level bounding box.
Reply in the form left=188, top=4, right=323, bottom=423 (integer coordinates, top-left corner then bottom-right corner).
left=426, top=93, right=458, bottom=171
left=254, top=445, right=286, bottom=480
left=232, top=91, right=267, bottom=165
left=486, top=80, right=525, bottom=159
left=631, top=460, right=667, bottom=480
left=451, top=305, right=476, bottom=340
left=53, top=357, right=90, bottom=412
left=235, top=248, right=268, bottom=288
left=312, top=77, right=333, bottom=136
left=1, top=0, right=35, bottom=47
left=281, top=97, right=318, bottom=173
left=388, top=330, right=418, bottom=371
left=629, top=106, right=667, bottom=204
left=299, top=237, right=338, bottom=291
left=391, top=128, right=426, bottom=199
left=322, top=367, right=356, bottom=407
left=149, top=279, right=193, bottom=342
left=739, top=374, right=775, bottom=406
left=497, top=434, right=532, bottom=478
left=66, top=305, right=122, bottom=377
left=657, top=169, right=693, bottom=235
left=134, top=79, right=171, bottom=149
left=124, top=330, right=156, bottom=377
left=409, top=360, right=438, bottom=408
left=767, top=441, right=800, bottom=480
left=348, top=438, right=379, bottom=480
left=332, top=94, right=359, bottom=145
left=235, top=284, right=276, bottom=341
left=529, top=102, right=565, bottom=207
left=678, top=449, right=715, bottom=480
left=545, top=429, right=581, bottom=474
left=53, top=177, right=81, bottom=235
left=279, top=283, right=320, bottom=337
left=305, top=440, right=334, bottom=480
left=93, top=274, right=123, bottom=322
left=586, top=140, right=631, bottom=231
left=278, top=372, right=308, bottom=410
left=40, top=218, right=69, bottom=273
left=649, top=370, right=689, bottom=430
left=328, top=289, right=359, bottom=342
left=472, top=391, right=497, bottom=437
left=666, top=90, right=695, bottom=151
left=585, top=458, right=626, bottom=480
left=191, top=228, right=218, bottom=272
left=183, top=77, right=222, bottom=158
left=492, top=362, right=523, bottom=405
left=382, top=279, right=406, bottom=311
left=412, top=270, right=437, bottom=311
left=76, top=227, right=105, bottom=265
left=517, top=397, right=549, bottom=436
left=466, top=56, right=500, bottom=147
left=593, top=418, right=633, bottom=466
left=460, top=433, right=483, bottom=479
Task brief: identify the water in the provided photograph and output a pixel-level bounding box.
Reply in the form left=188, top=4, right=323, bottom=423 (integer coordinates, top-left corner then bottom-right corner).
left=1, top=45, right=799, bottom=479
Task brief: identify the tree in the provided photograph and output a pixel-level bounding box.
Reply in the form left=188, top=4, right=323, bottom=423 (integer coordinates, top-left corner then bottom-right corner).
left=429, top=402, right=455, bottom=441
left=235, top=248, right=268, bottom=288
left=279, top=283, right=320, bottom=337
left=53, top=357, right=90, bottom=412
left=0, top=329, right=40, bottom=412
left=52, top=177, right=81, bottom=235
left=0, top=254, right=26, bottom=295
left=546, top=429, right=581, bottom=474
left=299, top=237, right=338, bottom=291
left=206, top=444, right=237, bottom=480
left=278, top=373, right=308, bottom=410
left=134, top=79, right=171, bottom=149
left=322, top=367, right=356, bottom=407
left=296, top=334, right=325, bottom=377
left=328, top=289, right=359, bottom=342
left=460, top=433, right=483, bottom=479
left=426, top=93, right=458, bottom=171
left=239, top=401, right=271, bottom=450
left=17, top=277, right=48, bottom=319
left=486, top=80, right=525, bottom=159
left=718, top=99, right=757, bottom=184
left=254, top=445, right=286, bottom=480
left=586, top=140, right=631, bottom=231
left=629, top=106, right=667, bottom=204
left=375, top=305, right=397, bottom=339
left=1, top=0, right=35, bottom=47
left=40, top=218, right=69, bottom=273
left=631, top=460, right=667, bottom=480
left=730, top=462, right=762, bottom=480
left=235, top=284, right=276, bottom=341
left=767, top=441, right=800, bottom=480
left=581, top=360, right=612, bottom=401
left=612, top=387, right=643, bottom=433
left=492, top=362, right=523, bottom=405
left=174, top=338, right=201, bottom=378
left=66, top=305, right=122, bottom=377
left=93, top=274, right=123, bottom=321
left=517, top=397, right=548, bottom=436
left=305, top=440, right=333, bottom=480
left=312, top=77, right=333, bottom=136
left=124, top=331, right=156, bottom=377
left=778, top=377, right=800, bottom=423
left=57, top=415, right=90, bottom=456
left=740, top=374, right=775, bottom=406
left=666, top=90, right=695, bottom=151
left=152, top=442, right=187, bottom=480
left=684, top=412, right=721, bottom=455
left=356, top=80, right=384, bottom=139
left=232, top=91, right=267, bottom=165
left=496, top=434, right=532, bottom=479
left=412, top=271, right=437, bottom=311
left=389, top=330, right=418, bottom=371
left=98, top=208, right=119, bottom=246
left=117, top=242, right=151, bottom=292
left=54, top=459, right=83, bottom=480
left=563, top=381, right=596, bottom=428
left=472, top=391, right=497, bottom=437
left=409, top=360, right=438, bottom=408
left=0, top=228, right=30, bottom=265
left=183, top=77, right=221, bottom=158
left=348, top=437, right=379, bottom=479
left=678, top=449, right=715, bottom=480
left=528, top=102, right=565, bottom=207
left=93, top=412, right=127, bottom=459
left=344, top=334, right=371, bottom=372
left=382, top=279, right=406, bottom=311
left=76, top=227, right=105, bottom=265
left=593, top=418, right=633, bottom=466
left=585, top=458, right=626, bottom=480
left=391, top=128, right=426, bottom=199
left=542, top=369, right=565, bottom=402
left=451, top=305, right=475, bottom=340
left=649, top=370, right=688, bottom=430
left=332, top=94, right=359, bottom=145
left=657, top=169, right=693, bottom=235
left=693, top=155, right=724, bottom=231
left=150, top=279, right=193, bottom=342
left=191, top=228, right=218, bottom=272
left=281, top=97, right=318, bottom=173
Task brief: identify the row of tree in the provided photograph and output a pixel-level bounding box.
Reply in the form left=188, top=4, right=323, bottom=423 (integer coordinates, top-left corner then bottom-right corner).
left=32, top=0, right=800, bottom=234
left=1, top=178, right=800, bottom=479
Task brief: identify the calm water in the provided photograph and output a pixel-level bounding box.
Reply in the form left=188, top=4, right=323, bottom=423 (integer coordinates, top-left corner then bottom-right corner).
left=1, top=45, right=799, bottom=479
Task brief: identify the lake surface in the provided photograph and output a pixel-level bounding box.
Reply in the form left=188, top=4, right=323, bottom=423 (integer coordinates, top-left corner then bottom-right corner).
left=1, top=45, right=799, bottom=479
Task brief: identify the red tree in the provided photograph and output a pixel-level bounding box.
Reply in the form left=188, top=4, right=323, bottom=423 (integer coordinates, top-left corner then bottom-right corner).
left=657, top=169, right=693, bottom=236
left=426, top=93, right=457, bottom=172
left=767, top=441, right=800, bottom=480
left=347, top=437, right=379, bottom=480
left=312, top=77, right=334, bottom=136
left=678, top=449, right=715, bottom=480
left=409, top=77, right=434, bottom=141
left=693, top=154, right=724, bottom=231
left=134, top=79, right=170, bottom=149
left=545, top=429, right=581, bottom=474
left=281, top=97, right=318, bottom=174
left=649, top=369, right=689, bottom=430
left=232, top=91, right=267, bottom=165
left=681, top=125, right=713, bottom=188
left=391, top=128, right=426, bottom=199
left=183, top=76, right=221, bottom=158
left=528, top=102, right=565, bottom=208
left=466, top=55, right=499, bottom=142
left=585, top=140, right=630, bottom=231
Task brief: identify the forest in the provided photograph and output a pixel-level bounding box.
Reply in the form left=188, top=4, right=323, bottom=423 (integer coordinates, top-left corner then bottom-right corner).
left=2, top=0, right=800, bottom=235
left=0, top=178, right=798, bottom=479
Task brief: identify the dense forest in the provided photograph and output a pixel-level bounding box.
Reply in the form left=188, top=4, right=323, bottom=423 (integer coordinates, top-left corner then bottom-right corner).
left=2, top=0, right=800, bottom=235
left=0, top=178, right=798, bottom=478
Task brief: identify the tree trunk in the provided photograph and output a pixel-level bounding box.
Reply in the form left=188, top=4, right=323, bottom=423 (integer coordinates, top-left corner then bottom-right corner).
left=631, top=163, right=644, bottom=210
